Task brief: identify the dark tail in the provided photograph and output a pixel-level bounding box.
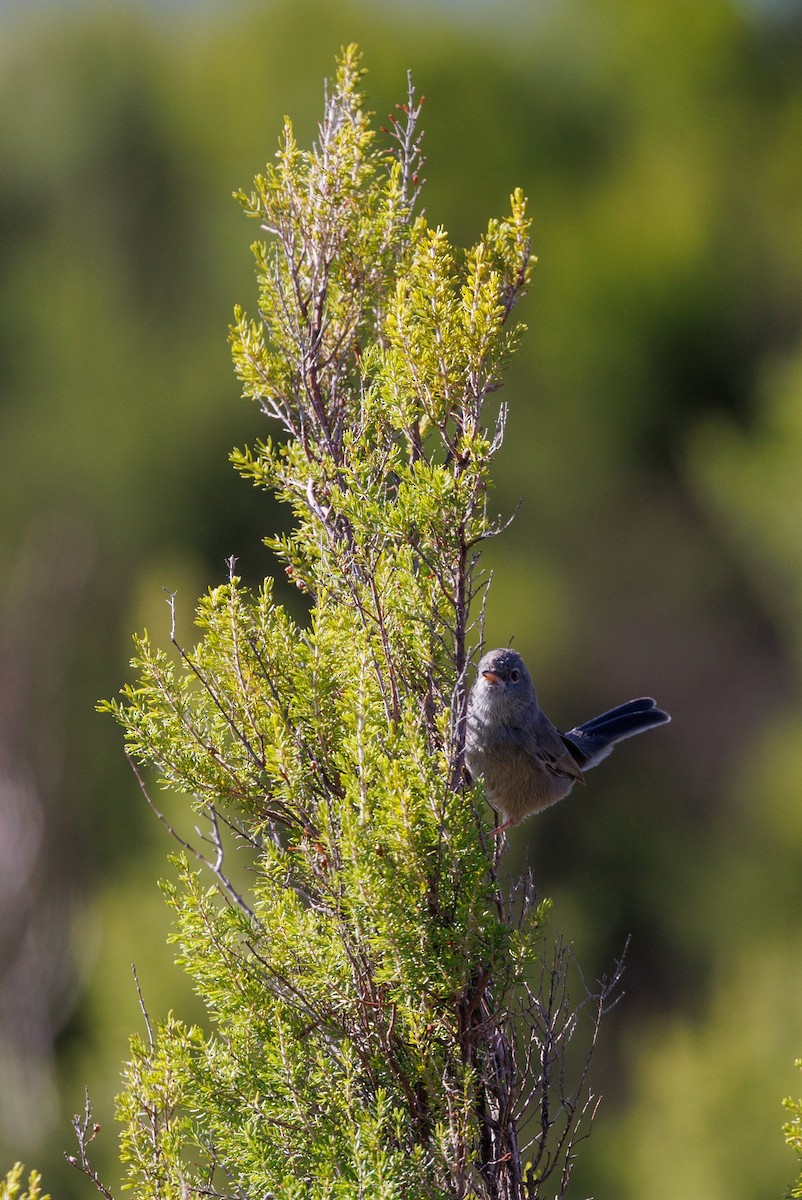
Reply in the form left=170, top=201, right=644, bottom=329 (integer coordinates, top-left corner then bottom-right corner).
left=561, top=698, right=670, bottom=770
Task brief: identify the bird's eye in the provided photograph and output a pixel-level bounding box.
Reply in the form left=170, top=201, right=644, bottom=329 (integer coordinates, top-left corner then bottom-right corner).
left=510, top=669, right=520, bottom=682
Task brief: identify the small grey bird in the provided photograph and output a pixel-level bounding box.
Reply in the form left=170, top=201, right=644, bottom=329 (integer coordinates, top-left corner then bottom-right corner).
left=465, top=648, right=670, bottom=830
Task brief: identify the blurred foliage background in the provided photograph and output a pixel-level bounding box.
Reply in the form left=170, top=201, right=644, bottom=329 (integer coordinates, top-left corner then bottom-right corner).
left=1, top=0, right=801, bottom=1196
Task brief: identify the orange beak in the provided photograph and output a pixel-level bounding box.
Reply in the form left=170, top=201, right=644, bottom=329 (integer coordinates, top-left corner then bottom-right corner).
left=482, top=670, right=502, bottom=685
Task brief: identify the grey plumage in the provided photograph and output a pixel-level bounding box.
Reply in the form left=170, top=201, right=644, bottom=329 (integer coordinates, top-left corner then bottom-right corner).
left=465, top=648, right=670, bottom=828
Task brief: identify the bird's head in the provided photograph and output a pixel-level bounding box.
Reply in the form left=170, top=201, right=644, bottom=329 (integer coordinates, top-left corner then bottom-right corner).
left=472, top=648, right=537, bottom=718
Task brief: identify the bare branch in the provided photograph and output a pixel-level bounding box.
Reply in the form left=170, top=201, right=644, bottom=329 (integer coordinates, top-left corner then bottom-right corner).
left=132, top=963, right=154, bottom=1051
left=125, top=753, right=257, bottom=922
left=66, top=1090, right=117, bottom=1200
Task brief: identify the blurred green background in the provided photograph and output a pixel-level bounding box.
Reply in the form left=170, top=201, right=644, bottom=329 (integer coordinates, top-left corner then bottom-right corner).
left=1, top=0, right=801, bottom=1196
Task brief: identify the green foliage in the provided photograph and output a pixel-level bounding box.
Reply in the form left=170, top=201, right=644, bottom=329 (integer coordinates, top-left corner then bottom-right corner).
left=1, top=1166, right=50, bottom=1200
left=94, top=46, right=604, bottom=1200
left=785, top=1063, right=802, bottom=1198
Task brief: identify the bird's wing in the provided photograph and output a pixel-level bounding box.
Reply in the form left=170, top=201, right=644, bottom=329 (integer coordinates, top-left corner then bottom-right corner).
left=524, top=716, right=586, bottom=785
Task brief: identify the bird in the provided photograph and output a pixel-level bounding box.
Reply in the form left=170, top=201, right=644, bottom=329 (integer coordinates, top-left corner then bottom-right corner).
left=465, top=647, right=670, bottom=831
